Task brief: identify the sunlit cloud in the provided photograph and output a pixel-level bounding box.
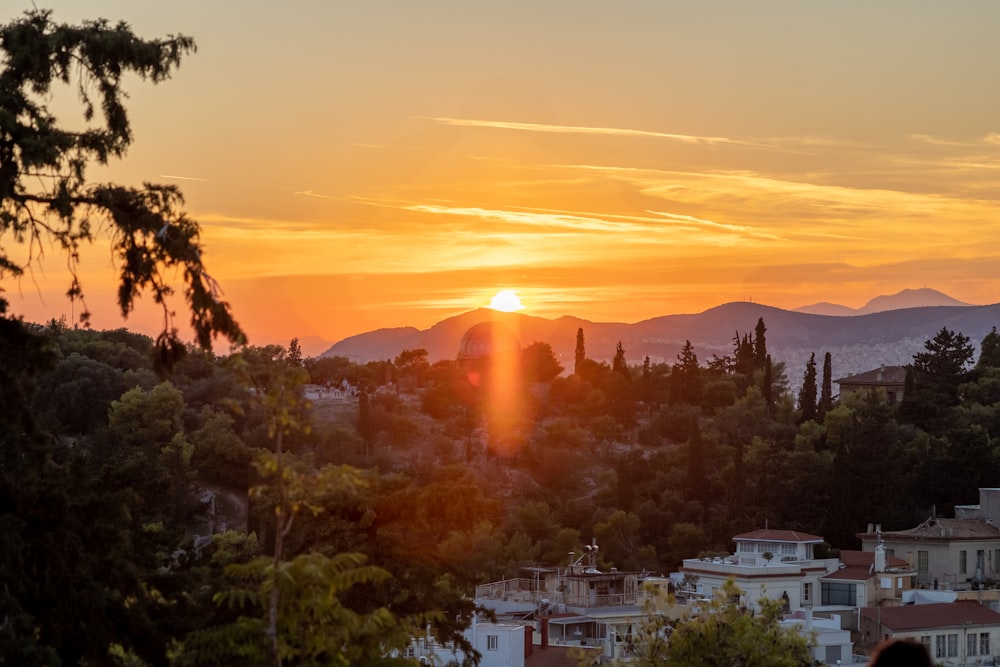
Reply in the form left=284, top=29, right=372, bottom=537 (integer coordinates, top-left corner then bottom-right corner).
left=159, top=174, right=210, bottom=182
left=428, top=116, right=753, bottom=147
left=294, top=190, right=338, bottom=199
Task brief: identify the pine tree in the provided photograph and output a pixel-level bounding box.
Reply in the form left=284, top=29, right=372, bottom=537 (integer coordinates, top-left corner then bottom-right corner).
left=670, top=340, right=701, bottom=405
left=977, top=326, right=1000, bottom=370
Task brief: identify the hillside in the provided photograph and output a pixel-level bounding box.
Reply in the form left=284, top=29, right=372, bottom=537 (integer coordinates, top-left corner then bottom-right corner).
left=321, top=296, right=1000, bottom=381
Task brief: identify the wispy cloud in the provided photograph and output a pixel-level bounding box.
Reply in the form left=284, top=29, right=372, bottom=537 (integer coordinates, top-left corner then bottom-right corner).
left=428, top=116, right=753, bottom=147
left=294, top=190, right=338, bottom=199
left=159, top=174, right=210, bottom=182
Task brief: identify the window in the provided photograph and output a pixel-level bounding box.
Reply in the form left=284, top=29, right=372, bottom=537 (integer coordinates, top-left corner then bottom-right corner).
left=960, top=550, right=968, bottom=574
left=820, top=582, right=856, bottom=606
left=918, top=551, right=929, bottom=580
left=487, top=635, right=498, bottom=651
left=948, top=633, right=958, bottom=657
left=781, top=543, right=796, bottom=555
left=936, top=635, right=946, bottom=659
left=919, top=635, right=931, bottom=650
left=969, top=633, right=978, bottom=656
left=803, top=582, right=811, bottom=602
left=982, top=633, right=991, bottom=655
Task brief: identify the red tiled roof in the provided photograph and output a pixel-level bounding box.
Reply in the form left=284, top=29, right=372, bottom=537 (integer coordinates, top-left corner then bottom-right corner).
left=859, top=518, right=1000, bottom=541
left=834, top=366, right=907, bottom=386
left=526, top=645, right=601, bottom=667
left=838, top=550, right=911, bottom=570
left=860, top=601, right=1000, bottom=631
left=733, top=529, right=824, bottom=543
left=823, top=564, right=871, bottom=581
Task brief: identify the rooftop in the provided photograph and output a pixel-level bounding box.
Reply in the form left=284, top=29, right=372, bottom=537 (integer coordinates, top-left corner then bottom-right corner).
left=734, top=529, right=824, bottom=543
left=834, top=365, right=907, bottom=386
left=860, top=600, right=1000, bottom=631
left=858, top=517, right=1000, bottom=541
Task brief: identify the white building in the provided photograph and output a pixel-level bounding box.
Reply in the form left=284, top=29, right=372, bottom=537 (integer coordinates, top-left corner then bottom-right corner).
left=405, top=618, right=525, bottom=667
left=679, top=528, right=915, bottom=614
left=780, top=610, right=862, bottom=665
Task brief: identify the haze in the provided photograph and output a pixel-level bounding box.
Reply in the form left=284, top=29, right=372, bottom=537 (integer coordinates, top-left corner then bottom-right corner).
left=7, top=1, right=1000, bottom=354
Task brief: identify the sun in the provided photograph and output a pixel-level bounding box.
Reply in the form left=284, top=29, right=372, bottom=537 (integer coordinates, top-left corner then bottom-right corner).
left=488, top=289, right=524, bottom=312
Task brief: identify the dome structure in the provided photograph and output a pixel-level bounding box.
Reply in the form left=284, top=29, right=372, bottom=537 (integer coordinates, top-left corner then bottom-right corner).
left=456, top=321, right=521, bottom=363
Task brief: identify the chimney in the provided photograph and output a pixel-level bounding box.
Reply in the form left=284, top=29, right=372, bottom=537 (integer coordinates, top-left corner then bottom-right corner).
left=524, top=625, right=534, bottom=658
left=541, top=617, right=549, bottom=649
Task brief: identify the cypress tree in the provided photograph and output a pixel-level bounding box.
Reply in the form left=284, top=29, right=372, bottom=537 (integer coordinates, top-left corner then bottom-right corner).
left=574, top=327, right=586, bottom=376
left=753, top=317, right=768, bottom=372
left=612, top=340, right=630, bottom=380
left=798, top=353, right=818, bottom=423
left=819, top=352, right=833, bottom=419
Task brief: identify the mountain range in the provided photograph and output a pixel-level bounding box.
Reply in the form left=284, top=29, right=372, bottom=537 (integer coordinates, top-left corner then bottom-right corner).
left=322, top=288, right=1000, bottom=382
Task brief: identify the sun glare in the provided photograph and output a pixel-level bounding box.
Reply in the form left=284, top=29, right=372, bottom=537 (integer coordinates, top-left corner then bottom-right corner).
left=488, top=289, right=524, bottom=312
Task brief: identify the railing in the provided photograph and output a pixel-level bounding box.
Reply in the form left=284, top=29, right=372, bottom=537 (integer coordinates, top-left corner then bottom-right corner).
left=474, top=578, right=545, bottom=602
left=563, top=593, right=627, bottom=608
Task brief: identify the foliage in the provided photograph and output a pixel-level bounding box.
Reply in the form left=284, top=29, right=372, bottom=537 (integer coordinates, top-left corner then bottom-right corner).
left=797, top=352, right=818, bottom=423
left=900, top=327, right=975, bottom=433
left=522, top=340, right=564, bottom=382
left=176, top=552, right=423, bottom=667
left=0, top=9, right=244, bottom=365
left=670, top=340, right=701, bottom=405
left=626, top=579, right=812, bottom=667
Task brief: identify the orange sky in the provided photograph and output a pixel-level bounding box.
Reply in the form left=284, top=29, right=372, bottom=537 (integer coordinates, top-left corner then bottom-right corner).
left=6, top=2, right=1000, bottom=355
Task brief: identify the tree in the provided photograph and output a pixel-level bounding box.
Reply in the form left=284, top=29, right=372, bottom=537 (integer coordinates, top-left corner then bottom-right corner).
left=819, top=351, right=833, bottom=420
left=0, top=9, right=243, bottom=364
left=612, top=340, right=630, bottom=380
left=797, top=353, right=818, bottom=424
left=753, top=317, right=768, bottom=371
left=393, top=348, right=429, bottom=390
left=899, top=327, right=975, bottom=433
left=521, top=341, right=563, bottom=383
left=978, top=327, right=1000, bottom=370
left=628, top=579, right=812, bottom=667
left=670, top=340, right=701, bottom=405
left=685, top=415, right=707, bottom=520
left=574, top=327, right=586, bottom=375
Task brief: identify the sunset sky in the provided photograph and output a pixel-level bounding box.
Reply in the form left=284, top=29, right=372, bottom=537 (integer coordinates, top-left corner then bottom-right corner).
left=6, top=2, right=1000, bottom=354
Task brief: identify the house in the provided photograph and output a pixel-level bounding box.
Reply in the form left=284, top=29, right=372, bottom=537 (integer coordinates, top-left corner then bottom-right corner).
left=680, top=529, right=842, bottom=613
left=834, top=364, right=907, bottom=405
left=859, top=489, right=1000, bottom=589
left=474, top=544, right=663, bottom=661
left=780, top=609, right=860, bottom=665
left=859, top=600, right=1000, bottom=664
left=677, top=528, right=917, bottom=625
left=829, top=549, right=917, bottom=609
left=404, top=617, right=526, bottom=667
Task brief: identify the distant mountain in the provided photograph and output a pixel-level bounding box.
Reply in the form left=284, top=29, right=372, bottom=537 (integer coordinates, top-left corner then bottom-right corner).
left=794, top=288, right=972, bottom=316
left=321, top=297, right=1000, bottom=384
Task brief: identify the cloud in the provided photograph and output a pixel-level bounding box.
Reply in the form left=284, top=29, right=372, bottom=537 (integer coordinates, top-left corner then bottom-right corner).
left=159, top=174, right=210, bottom=182
left=428, top=116, right=752, bottom=147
